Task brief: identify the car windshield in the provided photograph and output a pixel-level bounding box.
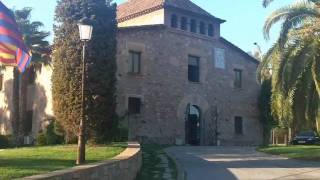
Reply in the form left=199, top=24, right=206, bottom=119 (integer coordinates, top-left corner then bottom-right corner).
left=297, top=131, right=314, bottom=136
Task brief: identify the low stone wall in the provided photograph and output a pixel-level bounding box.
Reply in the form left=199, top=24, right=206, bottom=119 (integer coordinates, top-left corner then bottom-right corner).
left=23, top=142, right=142, bottom=180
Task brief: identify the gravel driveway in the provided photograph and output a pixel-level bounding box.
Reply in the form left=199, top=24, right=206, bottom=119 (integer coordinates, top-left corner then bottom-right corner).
left=165, top=146, right=320, bottom=180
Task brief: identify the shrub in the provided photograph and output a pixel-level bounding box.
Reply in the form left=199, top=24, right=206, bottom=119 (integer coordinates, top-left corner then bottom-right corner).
left=100, top=120, right=128, bottom=144
left=36, top=132, right=47, bottom=146
left=46, top=121, right=64, bottom=145
left=36, top=120, right=65, bottom=146
left=0, top=135, right=10, bottom=148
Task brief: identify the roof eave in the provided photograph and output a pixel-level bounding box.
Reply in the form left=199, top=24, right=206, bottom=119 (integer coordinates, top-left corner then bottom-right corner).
left=220, top=37, right=260, bottom=64
left=117, top=3, right=226, bottom=24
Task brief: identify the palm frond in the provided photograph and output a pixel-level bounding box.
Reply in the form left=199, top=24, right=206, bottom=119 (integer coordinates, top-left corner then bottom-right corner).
left=263, top=0, right=275, bottom=8
left=14, top=8, right=51, bottom=69
left=263, top=1, right=319, bottom=40
left=257, top=41, right=280, bottom=81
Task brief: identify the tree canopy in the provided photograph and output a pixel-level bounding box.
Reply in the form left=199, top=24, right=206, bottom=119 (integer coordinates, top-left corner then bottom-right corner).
left=52, top=0, right=117, bottom=142
left=259, top=0, right=320, bottom=133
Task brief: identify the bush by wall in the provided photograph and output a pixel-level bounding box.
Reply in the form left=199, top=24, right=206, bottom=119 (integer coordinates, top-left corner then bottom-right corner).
left=36, top=121, right=64, bottom=146
left=0, top=135, right=10, bottom=148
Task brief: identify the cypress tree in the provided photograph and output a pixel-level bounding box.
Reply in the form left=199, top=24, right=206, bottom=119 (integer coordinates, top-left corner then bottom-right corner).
left=52, top=0, right=117, bottom=142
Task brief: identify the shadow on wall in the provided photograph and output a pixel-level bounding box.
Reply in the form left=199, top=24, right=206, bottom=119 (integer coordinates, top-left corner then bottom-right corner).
left=0, top=80, right=13, bottom=134
left=31, top=83, right=48, bottom=135
left=0, top=79, right=49, bottom=137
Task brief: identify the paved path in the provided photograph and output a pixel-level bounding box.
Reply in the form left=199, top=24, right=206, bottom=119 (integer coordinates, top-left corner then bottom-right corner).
left=166, top=146, right=320, bottom=180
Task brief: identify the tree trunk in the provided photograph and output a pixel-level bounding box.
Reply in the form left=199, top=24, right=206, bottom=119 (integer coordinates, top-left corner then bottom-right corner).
left=272, top=129, right=275, bottom=145
left=316, top=117, right=320, bottom=133
left=312, top=59, right=320, bottom=99
left=288, top=128, right=292, bottom=143
left=19, top=68, right=29, bottom=137
left=316, top=106, right=320, bottom=133
left=11, top=67, right=20, bottom=146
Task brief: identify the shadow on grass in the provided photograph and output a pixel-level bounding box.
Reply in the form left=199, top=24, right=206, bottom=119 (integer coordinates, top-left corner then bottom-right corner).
left=0, top=158, right=75, bottom=169
left=136, top=144, right=177, bottom=180
left=0, top=158, right=83, bottom=179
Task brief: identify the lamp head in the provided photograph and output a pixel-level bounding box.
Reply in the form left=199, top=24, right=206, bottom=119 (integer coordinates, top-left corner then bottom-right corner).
left=78, top=17, right=93, bottom=41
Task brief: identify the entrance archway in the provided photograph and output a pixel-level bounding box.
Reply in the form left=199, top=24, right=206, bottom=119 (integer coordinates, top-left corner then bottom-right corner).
left=186, top=105, right=201, bottom=145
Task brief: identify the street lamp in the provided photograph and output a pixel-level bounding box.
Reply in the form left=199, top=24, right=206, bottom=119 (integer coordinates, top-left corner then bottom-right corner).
left=76, top=18, right=93, bottom=165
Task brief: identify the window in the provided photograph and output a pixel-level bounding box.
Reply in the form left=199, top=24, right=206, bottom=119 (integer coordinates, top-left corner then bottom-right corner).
left=129, top=51, right=141, bottom=74
left=190, top=19, right=197, bottom=33
left=181, top=17, right=187, bottom=30
left=128, top=97, right=141, bottom=114
left=171, top=14, right=178, bottom=28
left=0, top=74, right=3, bottom=91
left=208, top=24, right=214, bottom=37
left=200, top=21, right=205, bottom=35
left=188, top=55, right=200, bottom=82
left=234, top=69, right=242, bottom=88
left=235, top=116, right=243, bottom=135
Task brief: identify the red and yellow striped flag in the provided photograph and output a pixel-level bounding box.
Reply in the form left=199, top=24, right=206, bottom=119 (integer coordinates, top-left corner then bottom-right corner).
left=0, top=1, right=31, bottom=72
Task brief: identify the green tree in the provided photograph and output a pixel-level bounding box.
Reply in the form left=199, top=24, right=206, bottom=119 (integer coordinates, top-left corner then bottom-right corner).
left=259, top=0, right=320, bottom=134
left=258, top=79, right=277, bottom=145
left=52, top=0, right=117, bottom=143
left=11, top=8, right=50, bottom=145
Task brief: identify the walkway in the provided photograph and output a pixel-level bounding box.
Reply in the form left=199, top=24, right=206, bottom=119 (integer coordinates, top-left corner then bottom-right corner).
left=166, top=146, right=320, bottom=180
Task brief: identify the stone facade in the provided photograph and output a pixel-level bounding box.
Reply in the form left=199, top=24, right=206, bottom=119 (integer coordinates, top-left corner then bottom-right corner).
left=116, top=0, right=262, bottom=146
left=0, top=0, right=262, bottom=146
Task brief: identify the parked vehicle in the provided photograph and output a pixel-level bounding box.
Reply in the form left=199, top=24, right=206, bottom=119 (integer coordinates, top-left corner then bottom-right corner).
left=292, top=131, right=319, bottom=145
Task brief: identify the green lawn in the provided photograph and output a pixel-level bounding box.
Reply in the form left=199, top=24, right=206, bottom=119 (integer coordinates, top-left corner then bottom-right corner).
left=258, top=145, right=320, bottom=161
left=0, top=143, right=126, bottom=179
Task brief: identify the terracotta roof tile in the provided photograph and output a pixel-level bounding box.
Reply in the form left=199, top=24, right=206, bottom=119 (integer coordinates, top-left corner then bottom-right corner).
left=117, top=0, right=164, bottom=22
left=117, top=0, right=224, bottom=23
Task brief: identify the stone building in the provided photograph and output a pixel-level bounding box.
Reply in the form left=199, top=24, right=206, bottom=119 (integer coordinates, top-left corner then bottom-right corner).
left=0, top=0, right=262, bottom=146
left=116, top=0, right=262, bottom=145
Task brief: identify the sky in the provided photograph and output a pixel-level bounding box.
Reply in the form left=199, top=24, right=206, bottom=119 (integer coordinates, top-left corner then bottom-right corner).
left=2, top=0, right=293, bottom=53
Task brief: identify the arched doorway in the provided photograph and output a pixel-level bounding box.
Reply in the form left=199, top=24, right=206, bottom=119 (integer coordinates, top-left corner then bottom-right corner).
left=185, top=104, right=201, bottom=145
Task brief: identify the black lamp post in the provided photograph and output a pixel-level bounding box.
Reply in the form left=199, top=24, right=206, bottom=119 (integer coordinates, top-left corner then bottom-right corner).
left=76, top=19, right=93, bottom=165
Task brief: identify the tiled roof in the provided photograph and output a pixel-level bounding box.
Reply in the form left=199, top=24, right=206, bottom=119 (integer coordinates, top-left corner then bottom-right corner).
left=117, top=0, right=225, bottom=23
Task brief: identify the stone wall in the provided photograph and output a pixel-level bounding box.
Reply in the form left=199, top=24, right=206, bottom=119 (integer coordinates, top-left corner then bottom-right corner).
left=116, top=25, right=262, bottom=146
left=23, top=142, right=142, bottom=180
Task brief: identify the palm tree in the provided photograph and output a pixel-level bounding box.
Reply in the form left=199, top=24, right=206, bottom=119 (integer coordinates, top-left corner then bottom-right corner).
left=259, top=0, right=320, bottom=134
left=12, top=8, right=50, bottom=145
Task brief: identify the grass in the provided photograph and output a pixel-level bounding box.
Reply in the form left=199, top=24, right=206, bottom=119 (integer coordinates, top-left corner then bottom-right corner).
left=136, top=144, right=177, bottom=180
left=258, top=145, right=320, bottom=161
left=0, top=143, right=126, bottom=179
left=167, top=153, right=178, bottom=179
